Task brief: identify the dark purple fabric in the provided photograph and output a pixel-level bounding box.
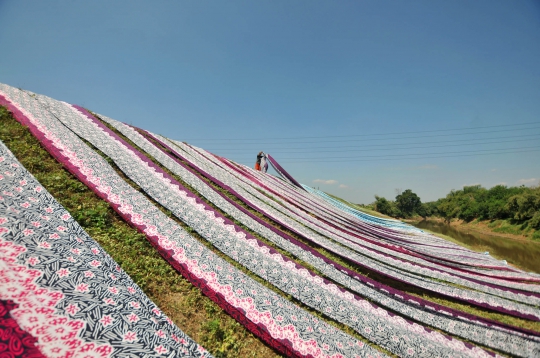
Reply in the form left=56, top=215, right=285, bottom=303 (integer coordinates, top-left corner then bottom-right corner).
left=266, top=154, right=304, bottom=189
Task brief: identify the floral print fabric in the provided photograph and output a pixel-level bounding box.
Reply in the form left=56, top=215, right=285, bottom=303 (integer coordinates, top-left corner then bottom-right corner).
left=97, top=119, right=539, bottom=357
left=0, top=84, right=382, bottom=357
left=0, top=140, right=209, bottom=357
left=176, top=143, right=540, bottom=317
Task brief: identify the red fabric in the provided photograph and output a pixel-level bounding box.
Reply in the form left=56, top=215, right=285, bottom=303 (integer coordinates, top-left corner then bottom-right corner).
left=0, top=300, right=45, bottom=358
left=254, top=162, right=261, bottom=171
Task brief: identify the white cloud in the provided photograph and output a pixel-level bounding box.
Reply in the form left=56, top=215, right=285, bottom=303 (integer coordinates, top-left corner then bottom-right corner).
left=313, top=179, right=338, bottom=185
left=416, top=164, right=438, bottom=170
left=516, top=178, right=538, bottom=186
left=339, top=184, right=349, bottom=189
left=491, top=169, right=497, bottom=172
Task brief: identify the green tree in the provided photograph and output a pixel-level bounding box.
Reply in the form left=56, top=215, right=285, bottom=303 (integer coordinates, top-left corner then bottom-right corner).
left=395, top=189, right=422, bottom=218
left=417, top=202, right=436, bottom=219
left=374, top=195, right=393, bottom=216
left=506, top=190, right=540, bottom=221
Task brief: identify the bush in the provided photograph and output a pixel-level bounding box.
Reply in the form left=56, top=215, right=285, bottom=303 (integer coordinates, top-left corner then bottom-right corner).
left=530, top=212, right=540, bottom=230
left=424, top=184, right=538, bottom=224
left=507, top=192, right=540, bottom=221
left=374, top=195, right=394, bottom=216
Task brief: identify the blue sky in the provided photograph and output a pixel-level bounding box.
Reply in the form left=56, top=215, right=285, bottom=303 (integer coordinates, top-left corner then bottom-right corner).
left=1, top=0, right=539, bottom=203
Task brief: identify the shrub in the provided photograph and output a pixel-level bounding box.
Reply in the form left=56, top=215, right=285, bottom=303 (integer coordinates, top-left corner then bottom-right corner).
left=529, top=212, right=540, bottom=230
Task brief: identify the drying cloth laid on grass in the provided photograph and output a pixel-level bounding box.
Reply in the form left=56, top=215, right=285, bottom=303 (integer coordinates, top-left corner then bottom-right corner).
left=98, top=116, right=540, bottom=357
left=0, top=140, right=209, bottom=357
left=60, top=107, right=498, bottom=355
left=172, top=143, right=540, bottom=319
left=2, top=82, right=540, bottom=357
left=1, top=83, right=505, bottom=357
left=301, top=185, right=419, bottom=231
left=0, top=84, right=385, bottom=357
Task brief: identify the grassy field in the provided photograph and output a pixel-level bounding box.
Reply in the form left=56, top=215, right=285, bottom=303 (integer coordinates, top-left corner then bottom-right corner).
left=2, top=105, right=539, bottom=357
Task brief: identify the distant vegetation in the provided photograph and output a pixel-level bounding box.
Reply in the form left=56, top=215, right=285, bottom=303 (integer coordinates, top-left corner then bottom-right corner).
left=369, top=185, right=540, bottom=239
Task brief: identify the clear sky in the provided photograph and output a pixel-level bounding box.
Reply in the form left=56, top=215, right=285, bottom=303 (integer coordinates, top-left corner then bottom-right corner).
left=1, top=0, right=539, bottom=203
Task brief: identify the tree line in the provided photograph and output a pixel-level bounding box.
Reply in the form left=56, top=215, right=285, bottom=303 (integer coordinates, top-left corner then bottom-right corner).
left=370, top=185, right=540, bottom=230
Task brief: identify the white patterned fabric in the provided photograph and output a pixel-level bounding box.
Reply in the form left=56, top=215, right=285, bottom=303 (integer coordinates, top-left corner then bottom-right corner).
left=98, top=115, right=540, bottom=357
left=0, top=83, right=384, bottom=358
left=0, top=140, right=210, bottom=357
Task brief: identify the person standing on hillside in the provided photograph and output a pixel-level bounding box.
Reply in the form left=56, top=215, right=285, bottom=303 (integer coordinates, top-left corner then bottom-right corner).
left=255, top=151, right=262, bottom=171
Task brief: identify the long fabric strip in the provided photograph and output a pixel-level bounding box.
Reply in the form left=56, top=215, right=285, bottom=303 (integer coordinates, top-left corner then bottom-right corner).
left=303, top=186, right=426, bottom=230
left=203, top=148, right=540, bottom=287
left=20, top=89, right=501, bottom=356
left=266, top=154, right=304, bottom=190
left=0, top=84, right=385, bottom=358
left=96, top=115, right=540, bottom=356
left=0, top=140, right=210, bottom=357
left=166, top=141, right=540, bottom=320
left=54, top=107, right=500, bottom=356
left=251, top=167, right=540, bottom=287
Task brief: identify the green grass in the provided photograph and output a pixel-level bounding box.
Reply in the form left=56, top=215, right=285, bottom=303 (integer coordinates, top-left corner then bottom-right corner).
left=487, top=219, right=536, bottom=237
